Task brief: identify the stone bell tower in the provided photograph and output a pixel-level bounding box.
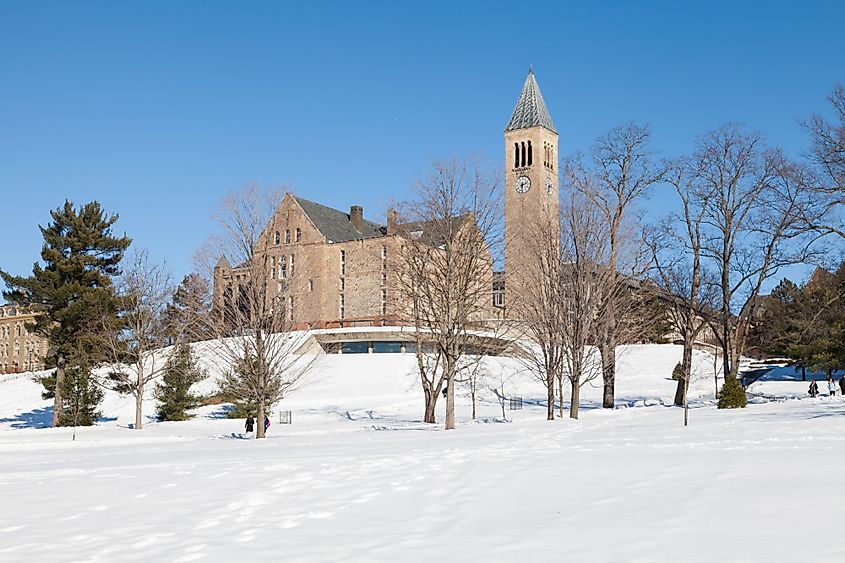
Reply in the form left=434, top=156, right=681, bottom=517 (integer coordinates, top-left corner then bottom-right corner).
left=504, top=68, right=559, bottom=317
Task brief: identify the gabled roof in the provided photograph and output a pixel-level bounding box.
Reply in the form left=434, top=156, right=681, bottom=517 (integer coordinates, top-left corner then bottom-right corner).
left=294, top=196, right=385, bottom=243
left=505, top=68, right=557, bottom=134
left=215, top=255, right=231, bottom=269
left=395, top=214, right=472, bottom=247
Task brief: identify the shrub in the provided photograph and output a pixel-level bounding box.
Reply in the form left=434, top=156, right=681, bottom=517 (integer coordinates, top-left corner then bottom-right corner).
left=717, top=377, right=747, bottom=409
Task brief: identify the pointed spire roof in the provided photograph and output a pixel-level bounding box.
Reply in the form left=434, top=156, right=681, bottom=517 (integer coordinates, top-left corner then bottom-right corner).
left=215, top=255, right=231, bottom=269
left=505, top=68, right=557, bottom=134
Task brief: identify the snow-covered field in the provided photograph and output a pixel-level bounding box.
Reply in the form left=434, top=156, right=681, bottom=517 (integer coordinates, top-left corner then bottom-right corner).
left=1, top=344, right=842, bottom=562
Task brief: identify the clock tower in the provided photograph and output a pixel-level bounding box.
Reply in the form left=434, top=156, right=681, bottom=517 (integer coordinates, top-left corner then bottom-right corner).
left=504, top=68, right=559, bottom=317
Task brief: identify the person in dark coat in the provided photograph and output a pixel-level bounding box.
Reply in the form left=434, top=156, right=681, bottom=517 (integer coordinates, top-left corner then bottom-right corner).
left=839, top=375, right=845, bottom=395
left=809, top=380, right=819, bottom=398
left=264, top=416, right=270, bottom=433
left=245, top=416, right=255, bottom=433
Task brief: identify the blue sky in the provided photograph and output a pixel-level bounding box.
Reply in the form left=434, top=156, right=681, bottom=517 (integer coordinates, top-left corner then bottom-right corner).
left=1, top=1, right=844, bottom=290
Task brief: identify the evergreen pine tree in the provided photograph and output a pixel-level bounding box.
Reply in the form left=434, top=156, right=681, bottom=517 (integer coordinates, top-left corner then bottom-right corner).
left=1, top=201, right=131, bottom=427
left=154, top=342, right=207, bottom=421
left=161, top=273, right=211, bottom=344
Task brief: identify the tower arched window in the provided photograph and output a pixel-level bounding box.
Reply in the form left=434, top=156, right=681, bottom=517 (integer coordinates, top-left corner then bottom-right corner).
left=514, top=143, right=519, bottom=168
left=520, top=142, right=526, bottom=167
left=527, top=141, right=533, bottom=166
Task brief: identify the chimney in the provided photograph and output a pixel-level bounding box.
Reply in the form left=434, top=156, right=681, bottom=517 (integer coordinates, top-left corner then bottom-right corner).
left=350, top=205, right=364, bottom=232
left=386, top=209, right=397, bottom=235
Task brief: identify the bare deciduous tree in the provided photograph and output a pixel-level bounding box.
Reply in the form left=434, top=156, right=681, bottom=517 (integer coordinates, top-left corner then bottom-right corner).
left=806, top=83, right=845, bottom=193
left=101, top=250, right=172, bottom=430
left=557, top=188, right=612, bottom=419
left=800, top=84, right=845, bottom=240
left=395, top=158, right=502, bottom=430
left=696, top=125, right=827, bottom=386
left=520, top=204, right=565, bottom=420
left=648, top=159, right=717, bottom=424
left=199, top=185, right=313, bottom=439
left=570, top=123, right=667, bottom=408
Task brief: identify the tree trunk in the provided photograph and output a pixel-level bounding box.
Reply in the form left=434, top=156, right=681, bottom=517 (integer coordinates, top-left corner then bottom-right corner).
left=801, top=366, right=806, bottom=382
left=470, top=382, right=477, bottom=421
left=423, top=387, right=437, bottom=423
left=674, top=339, right=693, bottom=406
left=546, top=372, right=555, bottom=421
left=601, top=338, right=616, bottom=408
left=52, top=356, right=65, bottom=427
left=557, top=374, right=564, bottom=418
left=445, top=374, right=455, bottom=430
left=257, top=400, right=266, bottom=439
left=135, top=387, right=144, bottom=430
left=569, top=379, right=580, bottom=420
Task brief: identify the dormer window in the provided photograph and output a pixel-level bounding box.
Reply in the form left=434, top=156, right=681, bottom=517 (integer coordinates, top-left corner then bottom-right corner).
left=274, top=231, right=280, bottom=245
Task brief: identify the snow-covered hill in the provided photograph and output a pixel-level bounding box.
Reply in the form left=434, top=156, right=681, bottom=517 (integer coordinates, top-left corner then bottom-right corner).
left=1, top=343, right=731, bottom=430
left=2, top=343, right=842, bottom=562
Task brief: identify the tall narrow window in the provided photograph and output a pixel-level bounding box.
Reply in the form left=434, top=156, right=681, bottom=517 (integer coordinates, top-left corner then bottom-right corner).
left=520, top=142, right=526, bottom=167
left=295, top=228, right=302, bottom=242
left=527, top=140, right=533, bottom=166
left=285, top=230, right=291, bottom=244
left=274, top=231, right=280, bottom=245
left=381, top=289, right=387, bottom=315
left=288, top=296, right=294, bottom=321
left=280, top=256, right=287, bottom=279
left=290, top=254, right=295, bottom=277
left=340, top=277, right=345, bottom=291
left=271, top=256, right=276, bottom=279
left=339, top=294, right=345, bottom=319
left=550, top=146, right=554, bottom=170
left=514, top=143, right=519, bottom=168
left=340, top=250, right=346, bottom=276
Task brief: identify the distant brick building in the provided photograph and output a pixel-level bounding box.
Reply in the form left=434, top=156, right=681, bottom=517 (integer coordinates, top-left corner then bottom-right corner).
left=0, top=305, right=47, bottom=373
left=213, top=69, right=560, bottom=329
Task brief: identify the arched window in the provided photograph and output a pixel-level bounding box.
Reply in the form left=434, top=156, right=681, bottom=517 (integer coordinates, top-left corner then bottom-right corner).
left=295, top=228, right=302, bottom=242
left=550, top=146, right=554, bottom=170
left=527, top=141, right=533, bottom=166
left=514, top=143, right=519, bottom=168
left=520, top=142, right=526, bottom=167
left=274, top=231, right=280, bottom=245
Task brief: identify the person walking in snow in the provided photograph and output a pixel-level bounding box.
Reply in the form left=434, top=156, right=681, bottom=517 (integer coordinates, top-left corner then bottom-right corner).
left=245, top=416, right=255, bottom=433
left=264, top=416, right=270, bottom=434
left=809, top=380, right=819, bottom=397
left=839, top=374, right=845, bottom=396
left=827, top=376, right=836, bottom=397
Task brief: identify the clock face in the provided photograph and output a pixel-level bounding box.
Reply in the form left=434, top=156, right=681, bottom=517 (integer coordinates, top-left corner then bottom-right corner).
left=545, top=177, right=554, bottom=195
left=515, top=175, right=531, bottom=194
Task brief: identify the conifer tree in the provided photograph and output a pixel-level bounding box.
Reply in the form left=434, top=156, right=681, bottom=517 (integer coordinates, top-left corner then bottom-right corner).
left=161, top=273, right=211, bottom=344
left=154, top=342, right=206, bottom=421
left=1, top=201, right=131, bottom=427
